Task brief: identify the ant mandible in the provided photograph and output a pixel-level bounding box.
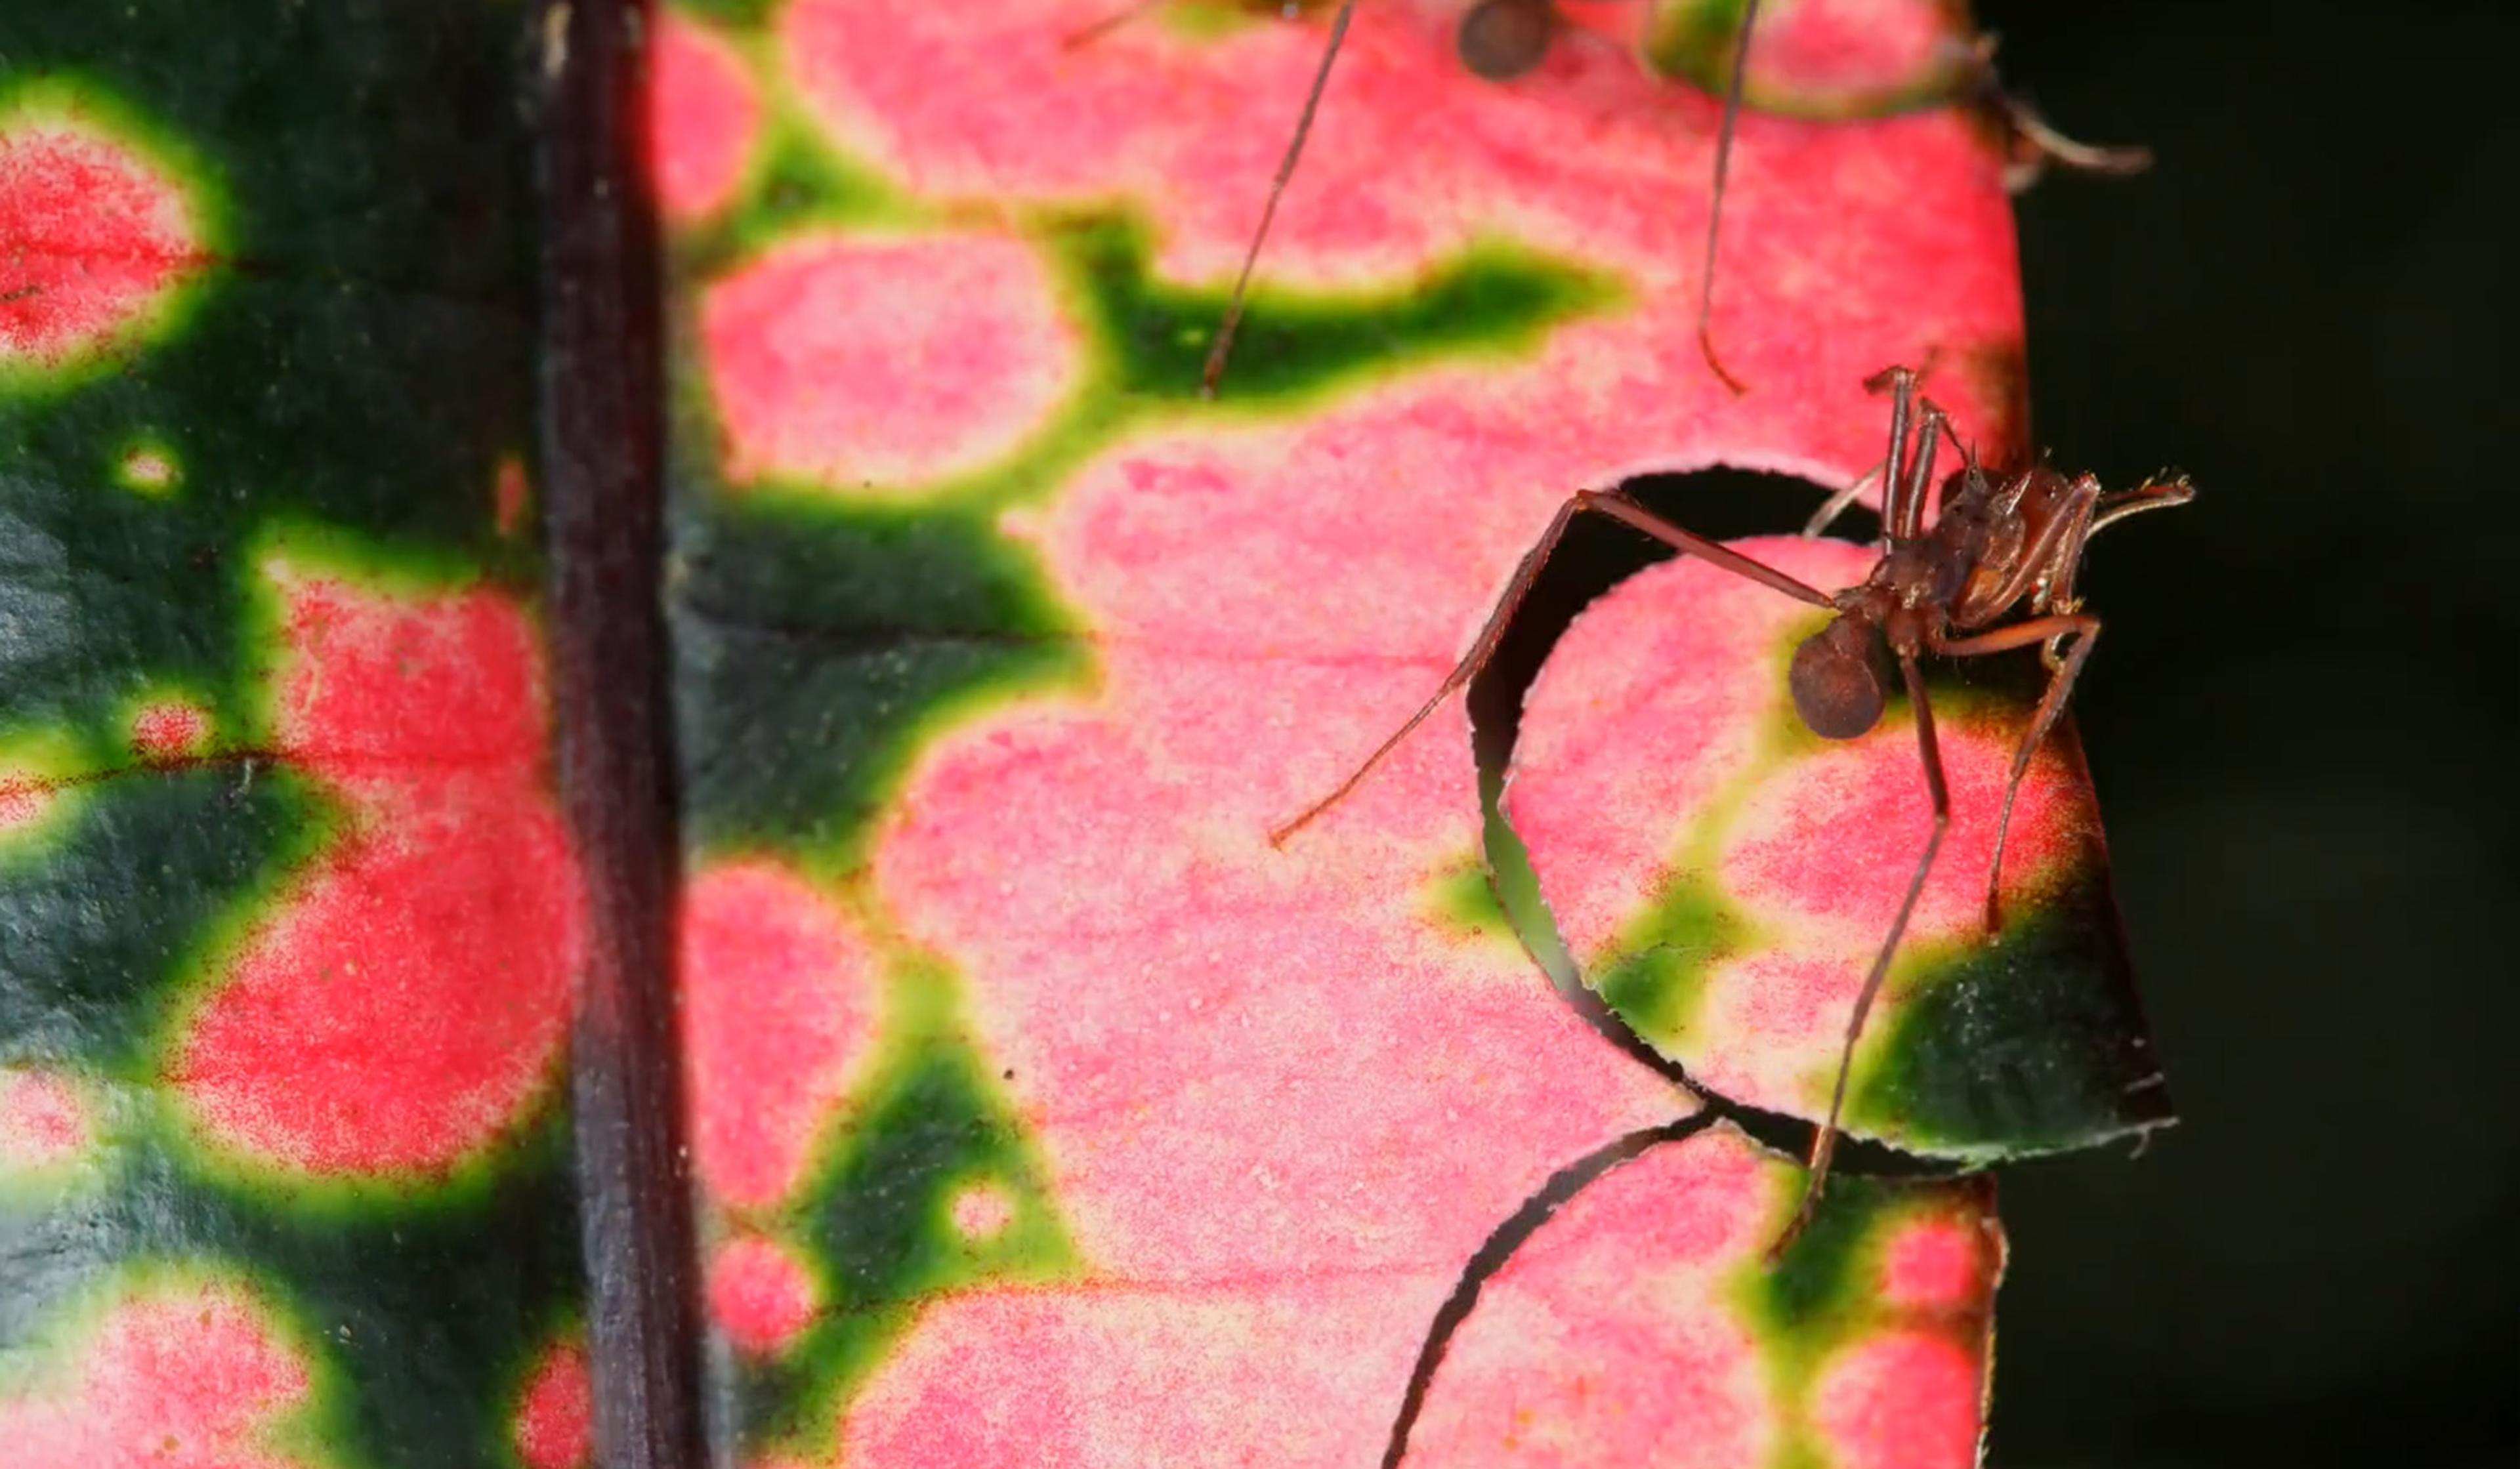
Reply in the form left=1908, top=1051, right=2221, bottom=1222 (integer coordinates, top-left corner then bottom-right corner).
left=1267, top=365, right=2193, bottom=1257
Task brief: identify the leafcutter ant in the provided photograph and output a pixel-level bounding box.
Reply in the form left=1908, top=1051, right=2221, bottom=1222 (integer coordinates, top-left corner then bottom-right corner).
left=1156, top=0, right=2151, bottom=396
left=1267, top=365, right=2193, bottom=1256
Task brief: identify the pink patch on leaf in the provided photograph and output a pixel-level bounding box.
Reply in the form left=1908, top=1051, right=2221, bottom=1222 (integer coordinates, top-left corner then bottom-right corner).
left=700, top=231, right=1078, bottom=491
left=131, top=699, right=210, bottom=759
left=514, top=1340, right=594, bottom=1469
left=682, top=859, right=879, bottom=1209
left=1879, top=1215, right=1992, bottom=1312
left=1811, top=1329, right=1987, bottom=1469
left=0, top=772, right=52, bottom=831
left=0, top=1283, right=314, bottom=1469
left=168, top=571, right=581, bottom=1173
left=1510, top=537, right=1877, bottom=961
left=0, top=1068, right=89, bottom=1169
left=652, top=14, right=762, bottom=220
left=494, top=456, right=531, bottom=537
left=264, top=575, right=546, bottom=768
left=1399, top=1128, right=1778, bottom=1467
left=881, top=700, right=1680, bottom=1280
left=1719, top=716, right=2083, bottom=949
left=1681, top=948, right=1887, bottom=1109
left=0, top=114, right=203, bottom=367
left=843, top=1279, right=1431, bottom=1464
left=1732, top=0, right=1960, bottom=99
left=948, top=1179, right=1015, bottom=1241
left=707, top=1235, right=821, bottom=1354
left=121, top=445, right=179, bottom=492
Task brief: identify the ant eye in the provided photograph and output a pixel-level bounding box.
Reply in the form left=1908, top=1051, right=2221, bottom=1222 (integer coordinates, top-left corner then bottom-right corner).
left=1790, top=621, right=1886, bottom=739
left=1456, top=0, right=1553, bottom=81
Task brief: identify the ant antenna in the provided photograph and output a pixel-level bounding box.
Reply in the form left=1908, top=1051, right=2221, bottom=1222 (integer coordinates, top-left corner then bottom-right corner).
left=1693, top=0, right=1761, bottom=395
left=1958, top=35, right=2153, bottom=190
left=1204, top=0, right=1361, bottom=399
left=1996, top=89, right=2153, bottom=190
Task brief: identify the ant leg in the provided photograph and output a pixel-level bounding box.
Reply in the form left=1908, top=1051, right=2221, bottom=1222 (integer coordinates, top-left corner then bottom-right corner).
left=1580, top=493, right=1836, bottom=606
left=1938, top=612, right=2101, bottom=933
left=1767, top=652, right=1948, bottom=1264
left=1802, top=459, right=1884, bottom=541
left=1694, top=0, right=1763, bottom=394
left=1888, top=400, right=1948, bottom=543
left=1270, top=488, right=1831, bottom=845
left=1203, top=0, right=1360, bottom=399
left=1856, top=365, right=1940, bottom=542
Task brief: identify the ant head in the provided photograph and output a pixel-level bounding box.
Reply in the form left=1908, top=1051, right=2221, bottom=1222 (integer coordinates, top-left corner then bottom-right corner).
left=1456, top=0, right=1554, bottom=81
left=1789, top=615, right=1887, bottom=740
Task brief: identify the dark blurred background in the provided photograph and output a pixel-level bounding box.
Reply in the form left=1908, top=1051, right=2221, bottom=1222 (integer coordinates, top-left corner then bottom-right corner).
left=1971, top=2, right=2518, bottom=1464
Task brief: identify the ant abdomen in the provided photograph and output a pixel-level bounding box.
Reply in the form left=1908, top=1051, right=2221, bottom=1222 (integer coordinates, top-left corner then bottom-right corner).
left=1789, top=616, right=1888, bottom=740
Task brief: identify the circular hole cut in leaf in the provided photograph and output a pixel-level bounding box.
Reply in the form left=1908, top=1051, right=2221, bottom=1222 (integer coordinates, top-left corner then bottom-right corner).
left=1509, top=531, right=2170, bottom=1160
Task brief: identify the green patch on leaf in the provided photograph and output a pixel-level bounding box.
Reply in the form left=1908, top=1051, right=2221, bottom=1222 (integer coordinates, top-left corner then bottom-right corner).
left=1593, top=868, right=1750, bottom=1048
left=671, top=497, right=1089, bottom=877
left=732, top=953, right=1075, bottom=1453
left=683, top=118, right=904, bottom=276
left=1158, top=0, right=1296, bottom=45
left=669, top=0, right=784, bottom=28
left=1426, top=855, right=1519, bottom=945
left=1750, top=1173, right=1896, bottom=1340
left=1739, top=1174, right=1968, bottom=1469
left=0, top=1108, right=582, bottom=1468
left=0, top=764, right=322, bottom=1073
left=1053, top=213, right=1623, bottom=407
left=1854, top=869, right=2170, bottom=1155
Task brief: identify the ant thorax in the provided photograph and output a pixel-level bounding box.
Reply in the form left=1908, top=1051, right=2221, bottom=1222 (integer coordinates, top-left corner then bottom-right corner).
left=1948, top=463, right=2086, bottom=625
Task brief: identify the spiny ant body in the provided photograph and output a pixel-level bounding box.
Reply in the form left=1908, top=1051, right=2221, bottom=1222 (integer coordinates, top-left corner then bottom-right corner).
left=1268, top=365, right=2191, bottom=1258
